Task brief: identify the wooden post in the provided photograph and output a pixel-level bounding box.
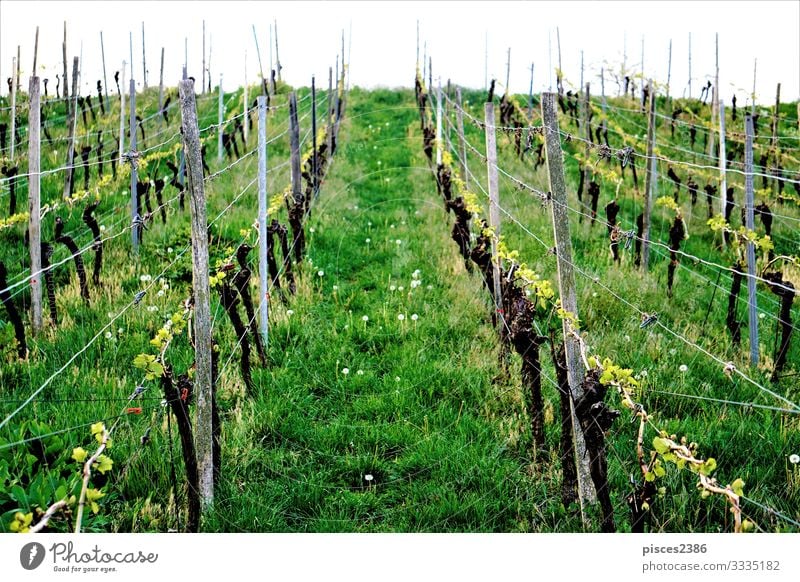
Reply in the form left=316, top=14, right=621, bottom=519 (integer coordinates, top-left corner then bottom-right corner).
left=28, top=76, right=42, bottom=335
left=540, top=92, right=596, bottom=513
left=556, top=26, right=562, bottom=88
left=119, top=61, right=126, bottom=165
left=274, top=19, right=281, bottom=82
left=62, top=22, right=68, bottom=116
left=9, top=57, right=16, bottom=161
left=666, top=38, right=672, bottom=103
left=718, top=101, right=727, bottom=218
left=32, top=26, right=39, bottom=75
left=217, top=74, right=224, bottom=163
left=770, top=83, right=781, bottom=152
left=455, top=87, right=469, bottom=186
left=206, top=36, right=213, bottom=93
left=641, top=80, right=656, bottom=271
left=257, top=95, right=269, bottom=354
left=687, top=32, right=692, bottom=99
left=640, top=36, right=645, bottom=109
left=202, top=20, right=206, bottom=95
left=327, top=67, right=333, bottom=154
left=505, top=47, right=511, bottom=95
left=483, top=102, right=503, bottom=330
left=62, top=57, right=79, bottom=199
left=707, top=33, right=719, bottom=162
left=129, top=77, right=139, bottom=254
left=311, top=76, right=317, bottom=195
left=243, top=50, right=248, bottom=143
left=743, top=114, right=759, bottom=368
left=528, top=62, right=534, bottom=119
left=178, top=78, right=214, bottom=510
left=142, top=22, right=147, bottom=89
left=100, top=31, right=110, bottom=112
left=435, top=80, right=443, bottom=166
left=158, top=47, right=165, bottom=128
left=288, top=92, right=301, bottom=206
left=581, top=82, right=591, bottom=208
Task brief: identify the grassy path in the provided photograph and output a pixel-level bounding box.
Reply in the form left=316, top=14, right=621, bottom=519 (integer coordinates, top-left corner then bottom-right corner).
left=205, top=88, right=556, bottom=532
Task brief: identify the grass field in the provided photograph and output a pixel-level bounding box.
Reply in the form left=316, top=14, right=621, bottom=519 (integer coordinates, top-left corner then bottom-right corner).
left=0, top=76, right=798, bottom=533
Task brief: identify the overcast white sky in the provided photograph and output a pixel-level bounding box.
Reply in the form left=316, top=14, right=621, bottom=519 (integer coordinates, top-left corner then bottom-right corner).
left=1, top=1, right=798, bottom=105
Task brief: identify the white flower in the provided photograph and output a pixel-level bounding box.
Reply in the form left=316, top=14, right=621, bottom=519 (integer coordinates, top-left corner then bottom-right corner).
left=641, top=370, right=648, bottom=378
left=354, top=205, right=359, bottom=210
left=309, top=227, right=315, bottom=233
left=357, top=370, right=364, bottom=375
left=669, top=348, right=677, bottom=356
left=390, top=224, right=395, bottom=229
left=390, top=285, right=397, bottom=291
left=332, top=285, right=339, bottom=291
left=365, top=238, right=371, bottom=244
left=385, top=122, right=389, bottom=126
left=287, top=309, right=294, bottom=316
left=412, top=270, right=421, bottom=279
left=362, top=315, right=369, bottom=322
left=104, top=331, right=113, bottom=339
left=147, top=305, right=158, bottom=312
left=398, top=286, right=404, bottom=291
left=364, top=473, right=374, bottom=482
left=107, top=312, right=115, bottom=319
left=592, top=292, right=598, bottom=298
left=377, top=161, right=382, bottom=166
left=411, top=314, right=418, bottom=321
left=342, top=368, right=349, bottom=375
left=373, top=145, right=377, bottom=150
left=157, top=289, right=165, bottom=297
left=758, top=312, right=766, bottom=320
left=624, top=335, right=631, bottom=342
left=140, top=274, right=152, bottom=282
left=99, top=225, right=107, bottom=232
left=385, top=178, right=390, bottom=182
left=790, top=454, right=800, bottom=464
left=679, top=364, right=688, bottom=373
left=397, top=313, right=405, bottom=321
left=426, top=285, right=433, bottom=290
left=167, top=247, right=173, bottom=254
left=317, top=270, right=324, bottom=277
left=368, top=222, right=373, bottom=227
left=410, top=280, right=421, bottom=288
left=395, top=376, right=401, bottom=382
left=395, top=239, right=402, bottom=245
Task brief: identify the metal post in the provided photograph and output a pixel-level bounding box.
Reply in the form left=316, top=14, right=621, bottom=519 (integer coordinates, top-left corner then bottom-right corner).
left=202, top=20, right=206, bottom=95
left=743, top=114, right=759, bottom=368
left=751, top=59, right=757, bottom=113
left=505, top=47, right=511, bottom=94
left=540, top=92, right=596, bottom=514
left=274, top=19, right=281, bottom=82
left=327, top=67, right=333, bottom=155
left=666, top=38, right=672, bottom=103
left=718, top=101, right=727, bottom=218
left=178, top=78, right=213, bottom=510
left=217, top=74, right=224, bottom=163
left=28, top=76, right=42, bottom=335
left=257, top=95, right=269, bottom=354
left=483, top=102, right=503, bottom=331
left=252, top=25, right=266, bottom=97
left=641, top=80, right=656, bottom=271
left=129, top=77, right=138, bottom=254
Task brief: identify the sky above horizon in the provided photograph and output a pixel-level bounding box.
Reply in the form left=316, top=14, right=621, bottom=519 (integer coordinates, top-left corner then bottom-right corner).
left=1, top=1, right=798, bottom=105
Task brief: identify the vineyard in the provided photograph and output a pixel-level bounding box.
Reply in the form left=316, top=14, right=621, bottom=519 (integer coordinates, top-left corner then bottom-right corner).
left=0, top=29, right=799, bottom=535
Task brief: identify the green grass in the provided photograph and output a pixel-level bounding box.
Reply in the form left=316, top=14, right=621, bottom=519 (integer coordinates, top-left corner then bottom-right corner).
left=0, top=81, right=798, bottom=533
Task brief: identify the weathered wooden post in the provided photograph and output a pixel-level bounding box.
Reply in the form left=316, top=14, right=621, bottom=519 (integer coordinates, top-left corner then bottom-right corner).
left=28, top=76, right=43, bottom=334
left=541, top=92, right=597, bottom=517
left=178, top=78, right=214, bottom=511
left=129, top=77, right=139, bottom=254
